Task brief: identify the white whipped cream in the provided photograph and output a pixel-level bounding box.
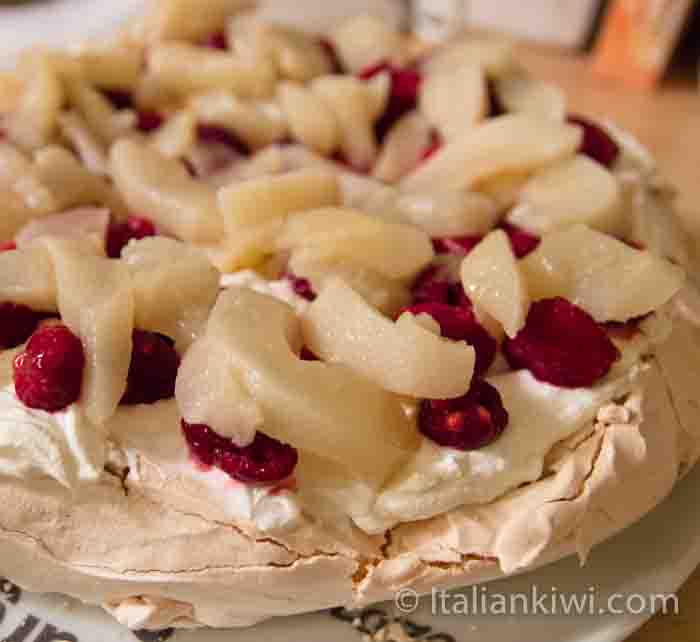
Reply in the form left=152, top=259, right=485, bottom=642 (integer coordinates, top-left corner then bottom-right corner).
left=0, top=385, right=106, bottom=488
left=105, top=401, right=303, bottom=534
left=220, top=270, right=309, bottom=314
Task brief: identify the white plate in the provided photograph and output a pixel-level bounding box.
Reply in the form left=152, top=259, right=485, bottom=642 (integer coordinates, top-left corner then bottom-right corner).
left=2, top=461, right=698, bottom=642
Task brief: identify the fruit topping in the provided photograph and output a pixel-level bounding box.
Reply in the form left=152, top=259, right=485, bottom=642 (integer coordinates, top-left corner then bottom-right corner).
left=121, top=330, right=180, bottom=405
left=503, top=297, right=620, bottom=388
left=13, top=323, right=85, bottom=412
left=203, top=31, right=228, bottom=50
left=197, top=123, right=250, bottom=155
left=432, top=235, right=482, bottom=256
left=284, top=272, right=316, bottom=301
left=0, top=241, right=17, bottom=252
left=407, top=302, right=497, bottom=376
left=136, top=110, right=165, bottom=133
left=567, top=115, right=620, bottom=168
left=500, top=223, right=540, bottom=259
left=0, top=303, right=48, bottom=349
left=358, top=62, right=422, bottom=142
left=182, top=421, right=298, bottom=484
left=419, top=379, right=508, bottom=451
left=106, top=216, right=158, bottom=258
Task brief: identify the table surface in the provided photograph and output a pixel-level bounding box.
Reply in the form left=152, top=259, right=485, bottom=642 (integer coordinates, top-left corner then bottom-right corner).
left=520, top=46, right=699, bottom=642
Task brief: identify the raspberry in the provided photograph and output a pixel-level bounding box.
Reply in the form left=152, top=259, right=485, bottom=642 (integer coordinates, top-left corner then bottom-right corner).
left=419, top=379, right=508, bottom=451
left=567, top=115, right=620, bottom=168
left=358, top=61, right=422, bottom=142
left=407, top=303, right=497, bottom=375
left=137, top=110, right=164, bottom=133
left=106, top=216, right=157, bottom=258
left=0, top=303, right=48, bottom=349
left=432, top=235, right=483, bottom=256
left=197, top=124, right=249, bottom=155
left=412, top=267, right=452, bottom=305
left=0, top=241, right=17, bottom=252
left=319, top=38, right=343, bottom=73
left=121, top=330, right=180, bottom=405
left=420, top=133, right=442, bottom=162
left=300, top=347, right=319, bottom=361
left=504, top=297, right=620, bottom=388
left=500, top=223, right=541, bottom=259
left=181, top=421, right=298, bottom=483
left=202, top=31, right=228, bottom=50
left=284, top=272, right=316, bottom=301
left=13, top=324, right=85, bottom=412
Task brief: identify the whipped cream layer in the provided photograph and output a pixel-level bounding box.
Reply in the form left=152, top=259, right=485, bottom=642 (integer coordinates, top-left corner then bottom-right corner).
left=0, top=385, right=106, bottom=488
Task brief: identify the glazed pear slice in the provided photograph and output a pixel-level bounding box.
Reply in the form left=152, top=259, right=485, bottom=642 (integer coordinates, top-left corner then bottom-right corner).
left=507, top=155, right=623, bottom=236
left=420, top=63, right=487, bottom=139
left=43, top=239, right=134, bottom=425
left=0, top=246, right=57, bottom=311
left=278, top=82, right=340, bottom=156
left=311, top=75, right=378, bottom=171
left=373, top=111, right=434, bottom=183
left=208, top=288, right=418, bottom=486
left=218, top=168, right=340, bottom=231
left=460, top=230, right=529, bottom=338
left=110, top=139, right=222, bottom=243
left=175, top=333, right=263, bottom=446
left=522, top=224, right=686, bottom=322
left=400, top=115, right=582, bottom=192
left=121, top=237, right=219, bottom=350
left=425, top=36, right=516, bottom=78
left=302, top=279, right=475, bottom=399
left=276, top=208, right=434, bottom=280
left=493, top=73, right=566, bottom=121
left=330, top=14, right=405, bottom=73
left=16, top=208, right=110, bottom=250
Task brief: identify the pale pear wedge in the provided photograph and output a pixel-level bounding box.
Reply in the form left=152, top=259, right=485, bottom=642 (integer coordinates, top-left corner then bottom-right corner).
left=43, top=239, right=134, bottom=425
left=121, top=237, right=220, bottom=350
left=71, top=45, right=143, bottom=91
left=330, top=14, right=405, bottom=73
left=0, top=246, right=57, bottom=311
left=311, top=75, right=378, bottom=171
left=175, top=333, right=263, bottom=446
left=460, top=229, right=529, bottom=338
left=394, top=189, right=500, bottom=237
left=205, top=217, right=284, bottom=273
left=15, top=208, right=110, bottom=250
left=289, top=250, right=411, bottom=318
left=507, top=155, right=623, bottom=236
left=201, top=145, right=285, bottom=189
left=189, top=91, right=288, bottom=151
left=57, top=111, right=110, bottom=177
left=373, top=111, right=434, bottom=183
left=148, top=43, right=277, bottom=99
left=400, top=115, right=582, bottom=193
left=110, top=139, right=223, bottom=243
left=218, top=168, right=340, bottom=232
left=208, top=287, right=419, bottom=487
left=278, top=81, right=341, bottom=156
left=477, top=171, right=531, bottom=210
left=424, top=36, right=516, bottom=78
left=365, top=71, right=391, bottom=122
left=522, top=224, right=686, bottom=322
left=493, top=73, right=566, bottom=121
left=146, top=0, right=255, bottom=41
left=150, top=109, right=197, bottom=159
left=276, top=208, right=434, bottom=280
left=303, top=279, right=475, bottom=398
left=0, top=190, right=37, bottom=241
left=420, top=63, right=487, bottom=140
left=5, top=54, right=63, bottom=150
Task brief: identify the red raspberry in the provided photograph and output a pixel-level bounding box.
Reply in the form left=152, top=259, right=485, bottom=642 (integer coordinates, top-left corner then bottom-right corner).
left=283, top=272, right=316, bottom=301
left=419, top=379, right=508, bottom=451
left=500, top=223, right=540, bottom=259
left=420, top=132, right=442, bottom=162
left=13, top=324, right=85, bottom=412
left=202, top=31, right=228, bottom=50
left=407, top=303, right=497, bottom=375
left=136, top=110, right=164, bottom=133
left=181, top=421, right=298, bottom=484
left=0, top=241, right=17, bottom=252
left=358, top=61, right=422, bottom=142
left=106, top=216, right=157, bottom=258
left=0, top=303, right=48, bottom=349
left=412, top=267, right=452, bottom=305
left=567, top=115, right=620, bottom=168
left=197, top=124, right=249, bottom=155
left=121, top=330, right=180, bottom=405
left=319, top=38, right=343, bottom=73
left=432, top=235, right=483, bottom=256
left=504, top=297, right=620, bottom=388
left=300, top=347, right=319, bottom=361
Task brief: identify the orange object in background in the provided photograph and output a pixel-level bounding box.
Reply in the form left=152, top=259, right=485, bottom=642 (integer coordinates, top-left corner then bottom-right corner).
left=592, top=0, right=695, bottom=89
